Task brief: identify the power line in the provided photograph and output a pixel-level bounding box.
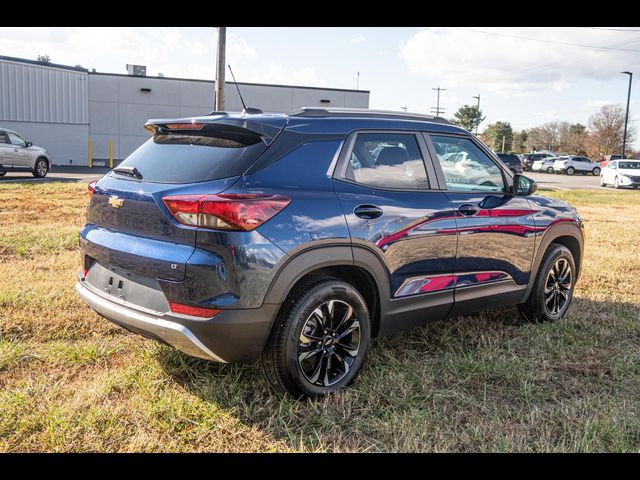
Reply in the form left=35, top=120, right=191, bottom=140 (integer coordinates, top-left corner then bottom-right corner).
left=585, top=27, right=640, bottom=32
left=431, top=86, right=446, bottom=116
left=452, top=27, right=640, bottom=53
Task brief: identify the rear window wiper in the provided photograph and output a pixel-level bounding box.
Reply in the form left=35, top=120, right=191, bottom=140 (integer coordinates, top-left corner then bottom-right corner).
left=113, top=165, right=143, bottom=179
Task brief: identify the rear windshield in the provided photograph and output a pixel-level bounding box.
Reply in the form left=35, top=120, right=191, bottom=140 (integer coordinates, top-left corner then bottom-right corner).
left=112, top=129, right=268, bottom=183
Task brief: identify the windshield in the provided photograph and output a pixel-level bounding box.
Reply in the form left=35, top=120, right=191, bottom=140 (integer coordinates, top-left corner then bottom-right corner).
left=112, top=127, right=268, bottom=183
left=619, top=161, right=640, bottom=169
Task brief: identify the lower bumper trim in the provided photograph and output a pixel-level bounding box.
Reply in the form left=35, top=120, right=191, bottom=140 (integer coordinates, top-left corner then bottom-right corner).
left=75, top=281, right=226, bottom=362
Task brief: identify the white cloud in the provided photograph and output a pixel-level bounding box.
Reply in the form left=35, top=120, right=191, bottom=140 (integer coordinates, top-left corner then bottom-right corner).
left=245, top=64, right=326, bottom=87
left=587, top=99, right=614, bottom=109
left=399, top=27, right=640, bottom=93
left=0, top=27, right=258, bottom=80
left=351, top=34, right=366, bottom=44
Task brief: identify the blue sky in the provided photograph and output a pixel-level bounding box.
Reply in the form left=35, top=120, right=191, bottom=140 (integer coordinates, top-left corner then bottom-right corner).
left=1, top=27, right=639, bottom=146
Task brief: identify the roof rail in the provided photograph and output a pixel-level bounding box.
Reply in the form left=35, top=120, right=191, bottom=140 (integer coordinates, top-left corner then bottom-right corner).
left=291, top=107, right=451, bottom=124
left=207, top=111, right=230, bottom=116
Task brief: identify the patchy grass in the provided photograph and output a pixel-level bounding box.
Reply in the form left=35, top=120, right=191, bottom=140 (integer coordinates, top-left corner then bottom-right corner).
left=0, top=182, right=639, bottom=452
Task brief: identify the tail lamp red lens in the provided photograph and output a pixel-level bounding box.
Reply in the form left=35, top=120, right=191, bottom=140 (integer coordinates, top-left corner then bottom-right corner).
left=168, top=302, right=222, bottom=318
left=88, top=180, right=97, bottom=194
left=162, top=194, right=291, bottom=231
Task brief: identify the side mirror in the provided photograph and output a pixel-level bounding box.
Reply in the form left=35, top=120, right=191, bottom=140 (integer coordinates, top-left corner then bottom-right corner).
left=513, top=174, right=537, bottom=196
left=25, top=141, right=33, bottom=147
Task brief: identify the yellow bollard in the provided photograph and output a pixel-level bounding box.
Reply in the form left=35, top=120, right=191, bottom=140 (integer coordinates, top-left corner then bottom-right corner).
left=109, top=140, right=113, bottom=169
left=88, top=139, right=93, bottom=168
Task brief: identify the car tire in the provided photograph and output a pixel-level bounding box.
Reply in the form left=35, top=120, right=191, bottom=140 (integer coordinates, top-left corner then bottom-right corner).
left=261, top=276, right=371, bottom=399
left=614, top=176, right=620, bottom=189
left=592, top=167, right=601, bottom=176
left=518, top=243, right=576, bottom=323
left=547, top=167, right=554, bottom=173
left=32, top=158, right=49, bottom=178
left=566, top=167, right=575, bottom=175
left=0, top=171, right=6, bottom=177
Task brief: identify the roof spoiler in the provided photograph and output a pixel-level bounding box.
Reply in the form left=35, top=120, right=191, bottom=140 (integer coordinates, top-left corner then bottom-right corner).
left=143, top=114, right=286, bottom=146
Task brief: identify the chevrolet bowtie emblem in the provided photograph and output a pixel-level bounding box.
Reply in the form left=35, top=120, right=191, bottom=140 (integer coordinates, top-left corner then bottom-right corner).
left=108, top=196, right=124, bottom=208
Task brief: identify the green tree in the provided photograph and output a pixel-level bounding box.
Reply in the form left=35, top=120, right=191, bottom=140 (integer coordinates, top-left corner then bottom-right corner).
left=451, top=105, right=485, bottom=133
left=481, top=121, right=513, bottom=152
left=513, top=130, right=528, bottom=153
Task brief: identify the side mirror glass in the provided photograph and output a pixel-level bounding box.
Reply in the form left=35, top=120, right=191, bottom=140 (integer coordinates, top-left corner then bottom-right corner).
left=25, top=141, right=33, bottom=147
left=513, top=174, right=537, bottom=196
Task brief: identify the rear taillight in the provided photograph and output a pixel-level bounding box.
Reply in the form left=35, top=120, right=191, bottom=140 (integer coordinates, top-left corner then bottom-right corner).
left=168, top=302, right=221, bottom=318
left=162, top=194, right=290, bottom=231
left=88, top=180, right=97, bottom=194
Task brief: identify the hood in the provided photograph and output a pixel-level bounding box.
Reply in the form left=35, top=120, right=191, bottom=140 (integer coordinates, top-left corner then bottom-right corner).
left=28, top=145, right=47, bottom=153
left=618, top=168, right=640, bottom=175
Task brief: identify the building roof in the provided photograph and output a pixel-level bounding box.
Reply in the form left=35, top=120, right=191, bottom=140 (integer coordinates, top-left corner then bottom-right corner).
left=0, top=55, right=369, bottom=93
left=0, top=54, right=88, bottom=72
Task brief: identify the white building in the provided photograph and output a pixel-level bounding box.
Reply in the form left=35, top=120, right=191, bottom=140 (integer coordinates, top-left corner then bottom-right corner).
left=0, top=55, right=370, bottom=166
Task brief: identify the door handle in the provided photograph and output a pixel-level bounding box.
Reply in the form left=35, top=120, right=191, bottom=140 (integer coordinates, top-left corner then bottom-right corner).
left=354, top=204, right=383, bottom=219
left=458, top=204, right=480, bottom=216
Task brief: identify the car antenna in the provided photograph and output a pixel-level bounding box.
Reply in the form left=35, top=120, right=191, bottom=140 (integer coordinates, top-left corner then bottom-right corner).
left=228, top=65, right=262, bottom=115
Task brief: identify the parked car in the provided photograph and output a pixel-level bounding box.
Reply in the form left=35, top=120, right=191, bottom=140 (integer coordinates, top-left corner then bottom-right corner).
left=600, top=154, right=623, bottom=168
left=531, top=156, right=564, bottom=173
left=495, top=153, right=523, bottom=174
left=553, top=156, right=601, bottom=175
left=75, top=107, right=584, bottom=398
left=521, top=152, right=554, bottom=172
left=600, top=159, right=640, bottom=188
left=0, top=128, right=51, bottom=178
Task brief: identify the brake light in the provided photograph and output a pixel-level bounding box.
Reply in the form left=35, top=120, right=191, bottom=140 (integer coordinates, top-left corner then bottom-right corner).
left=162, top=194, right=291, bottom=231
left=88, top=180, right=97, bottom=194
left=164, top=122, right=204, bottom=130
left=168, top=302, right=222, bottom=318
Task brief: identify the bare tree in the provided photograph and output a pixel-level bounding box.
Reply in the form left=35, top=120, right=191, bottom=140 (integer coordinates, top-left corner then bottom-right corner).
left=587, top=104, right=636, bottom=159
left=526, top=121, right=562, bottom=152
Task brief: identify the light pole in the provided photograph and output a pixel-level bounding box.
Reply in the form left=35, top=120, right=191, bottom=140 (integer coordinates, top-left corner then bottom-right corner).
left=621, top=71, right=632, bottom=159
left=472, top=94, right=481, bottom=135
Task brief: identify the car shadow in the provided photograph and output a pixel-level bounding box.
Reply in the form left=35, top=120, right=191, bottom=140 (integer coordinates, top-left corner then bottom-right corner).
left=156, top=295, right=639, bottom=451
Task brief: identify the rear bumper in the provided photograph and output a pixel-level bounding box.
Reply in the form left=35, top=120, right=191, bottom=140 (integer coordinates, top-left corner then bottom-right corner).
left=75, top=278, right=279, bottom=363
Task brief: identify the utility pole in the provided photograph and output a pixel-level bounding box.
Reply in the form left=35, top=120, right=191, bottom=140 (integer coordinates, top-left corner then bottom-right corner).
left=401, top=105, right=407, bottom=112
left=473, top=94, right=481, bottom=135
left=215, top=27, right=226, bottom=111
left=502, top=136, right=506, bottom=153
left=431, top=86, right=446, bottom=116
left=356, top=72, right=360, bottom=91
left=621, top=71, right=633, bottom=159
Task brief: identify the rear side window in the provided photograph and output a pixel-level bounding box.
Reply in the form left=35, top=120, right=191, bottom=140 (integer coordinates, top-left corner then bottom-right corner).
left=346, top=133, right=429, bottom=189
left=113, top=125, right=268, bottom=184
left=0, top=131, right=8, bottom=144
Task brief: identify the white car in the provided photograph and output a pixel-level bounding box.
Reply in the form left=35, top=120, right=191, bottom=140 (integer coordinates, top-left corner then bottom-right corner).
left=600, top=159, right=640, bottom=189
left=531, top=156, right=563, bottom=173
left=553, top=156, right=601, bottom=175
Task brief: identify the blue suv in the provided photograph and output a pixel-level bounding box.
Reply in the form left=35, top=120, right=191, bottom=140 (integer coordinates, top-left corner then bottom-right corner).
left=76, top=107, right=584, bottom=398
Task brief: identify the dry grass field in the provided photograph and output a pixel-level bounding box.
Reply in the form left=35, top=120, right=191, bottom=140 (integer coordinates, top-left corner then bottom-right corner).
left=1, top=181, right=639, bottom=452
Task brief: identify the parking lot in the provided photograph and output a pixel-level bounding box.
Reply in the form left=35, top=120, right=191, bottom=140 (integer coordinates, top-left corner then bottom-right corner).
left=0, top=166, right=108, bottom=184
left=527, top=172, right=603, bottom=191
left=2, top=167, right=637, bottom=193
